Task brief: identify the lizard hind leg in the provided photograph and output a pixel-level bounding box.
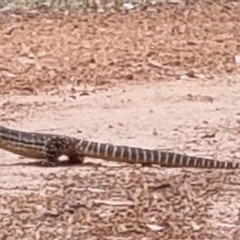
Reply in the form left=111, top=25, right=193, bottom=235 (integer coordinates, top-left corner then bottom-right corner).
left=67, top=153, right=85, bottom=164
left=45, top=136, right=84, bottom=166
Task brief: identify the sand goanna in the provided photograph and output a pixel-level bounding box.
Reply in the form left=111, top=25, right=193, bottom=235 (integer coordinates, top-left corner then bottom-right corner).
left=0, top=125, right=239, bottom=169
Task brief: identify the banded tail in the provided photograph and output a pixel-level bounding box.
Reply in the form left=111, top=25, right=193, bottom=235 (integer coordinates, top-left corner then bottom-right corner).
left=77, top=139, right=240, bottom=169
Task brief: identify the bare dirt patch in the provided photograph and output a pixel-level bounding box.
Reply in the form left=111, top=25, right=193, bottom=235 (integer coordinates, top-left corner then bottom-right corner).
left=1, top=1, right=240, bottom=239
left=1, top=80, right=240, bottom=239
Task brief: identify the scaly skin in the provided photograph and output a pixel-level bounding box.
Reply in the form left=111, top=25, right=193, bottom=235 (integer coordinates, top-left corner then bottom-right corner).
left=0, top=125, right=239, bottom=169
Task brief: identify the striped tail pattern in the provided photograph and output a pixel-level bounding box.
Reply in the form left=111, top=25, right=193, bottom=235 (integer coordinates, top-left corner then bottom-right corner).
left=76, top=139, right=240, bottom=169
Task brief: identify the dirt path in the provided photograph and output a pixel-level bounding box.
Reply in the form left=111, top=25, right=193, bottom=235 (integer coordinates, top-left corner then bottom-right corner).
left=1, top=1, right=240, bottom=239
left=1, top=79, right=240, bottom=239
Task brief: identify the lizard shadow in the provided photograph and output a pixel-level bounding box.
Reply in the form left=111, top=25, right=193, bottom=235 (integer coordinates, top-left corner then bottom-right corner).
left=0, top=161, right=100, bottom=168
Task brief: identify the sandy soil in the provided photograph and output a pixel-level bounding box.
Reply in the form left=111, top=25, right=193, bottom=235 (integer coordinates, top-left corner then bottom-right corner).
left=1, top=1, right=240, bottom=239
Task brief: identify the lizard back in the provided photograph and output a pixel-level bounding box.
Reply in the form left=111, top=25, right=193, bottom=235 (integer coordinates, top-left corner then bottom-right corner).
left=0, top=125, right=52, bottom=159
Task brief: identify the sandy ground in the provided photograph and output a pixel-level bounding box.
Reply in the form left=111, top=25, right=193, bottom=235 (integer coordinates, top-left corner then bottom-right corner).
left=1, top=1, right=240, bottom=240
